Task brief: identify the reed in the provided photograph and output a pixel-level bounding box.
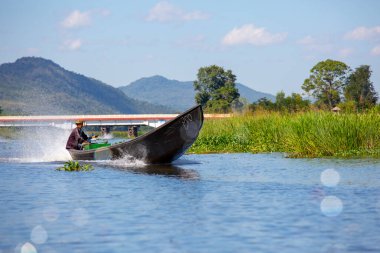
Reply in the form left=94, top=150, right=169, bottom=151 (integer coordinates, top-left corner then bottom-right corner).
left=189, top=111, right=380, bottom=158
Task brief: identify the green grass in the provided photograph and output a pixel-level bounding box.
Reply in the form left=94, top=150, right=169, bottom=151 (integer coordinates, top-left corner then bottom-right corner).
left=189, top=111, right=380, bottom=158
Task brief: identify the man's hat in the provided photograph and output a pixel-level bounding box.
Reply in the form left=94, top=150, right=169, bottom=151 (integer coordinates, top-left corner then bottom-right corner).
left=75, top=120, right=84, bottom=125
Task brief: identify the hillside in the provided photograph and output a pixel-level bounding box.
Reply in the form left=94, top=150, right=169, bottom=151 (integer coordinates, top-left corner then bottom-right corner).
left=119, top=76, right=194, bottom=111
left=0, top=57, right=172, bottom=115
left=119, top=75, right=275, bottom=111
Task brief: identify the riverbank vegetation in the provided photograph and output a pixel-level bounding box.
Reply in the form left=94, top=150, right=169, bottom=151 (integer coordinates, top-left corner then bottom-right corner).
left=195, top=60, right=377, bottom=114
left=189, top=110, right=380, bottom=158
left=189, top=60, right=380, bottom=158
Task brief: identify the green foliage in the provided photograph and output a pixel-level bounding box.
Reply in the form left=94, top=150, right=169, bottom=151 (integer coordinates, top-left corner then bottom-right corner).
left=275, top=92, right=310, bottom=112
left=369, top=104, right=380, bottom=114
left=0, top=105, right=2, bottom=115
left=344, top=65, right=377, bottom=111
left=249, top=92, right=310, bottom=112
left=194, top=65, right=240, bottom=113
left=56, top=161, right=94, bottom=172
left=189, top=112, right=380, bottom=158
left=302, top=59, right=350, bottom=109
left=337, top=100, right=357, bottom=113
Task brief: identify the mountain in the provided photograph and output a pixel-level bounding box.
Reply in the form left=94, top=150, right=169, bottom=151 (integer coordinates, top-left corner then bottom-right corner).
left=0, top=57, right=172, bottom=115
left=119, top=76, right=195, bottom=112
left=119, top=75, right=275, bottom=112
left=234, top=83, right=275, bottom=103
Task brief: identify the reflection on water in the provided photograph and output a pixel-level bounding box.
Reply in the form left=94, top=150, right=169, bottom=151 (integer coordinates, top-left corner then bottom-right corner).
left=106, top=163, right=200, bottom=180
left=1, top=140, right=380, bottom=253
left=95, top=158, right=201, bottom=179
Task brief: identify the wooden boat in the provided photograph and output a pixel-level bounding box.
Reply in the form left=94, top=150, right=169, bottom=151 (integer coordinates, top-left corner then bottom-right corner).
left=68, top=105, right=203, bottom=163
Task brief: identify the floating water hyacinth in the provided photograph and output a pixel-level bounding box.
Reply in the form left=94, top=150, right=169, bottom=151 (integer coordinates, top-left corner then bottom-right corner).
left=56, top=161, right=94, bottom=172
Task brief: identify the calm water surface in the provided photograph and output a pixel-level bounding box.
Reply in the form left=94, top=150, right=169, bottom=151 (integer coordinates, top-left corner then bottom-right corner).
left=1, top=138, right=380, bottom=253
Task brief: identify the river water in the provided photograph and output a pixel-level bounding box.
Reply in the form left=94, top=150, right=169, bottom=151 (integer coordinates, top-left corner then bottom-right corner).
left=1, top=137, right=380, bottom=253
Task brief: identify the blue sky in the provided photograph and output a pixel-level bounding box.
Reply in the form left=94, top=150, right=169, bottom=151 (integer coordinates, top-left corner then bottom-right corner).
left=1, top=0, right=380, bottom=95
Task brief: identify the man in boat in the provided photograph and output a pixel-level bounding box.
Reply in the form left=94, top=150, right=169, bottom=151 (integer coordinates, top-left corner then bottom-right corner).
left=66, top=120, right=90, bottom=150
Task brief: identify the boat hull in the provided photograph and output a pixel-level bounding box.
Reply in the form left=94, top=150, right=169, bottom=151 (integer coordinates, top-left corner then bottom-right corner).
left=68, top=105, right=203, bottom=164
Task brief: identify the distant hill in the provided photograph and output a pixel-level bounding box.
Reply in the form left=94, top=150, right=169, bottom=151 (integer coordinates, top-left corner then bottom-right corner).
left=0, top=57, right=172, bottom=115
left=234, top=83, right=275, bottom=103
left=119, top=75, right=275, bottom=112
left=119, top=76, right=195, bottom=112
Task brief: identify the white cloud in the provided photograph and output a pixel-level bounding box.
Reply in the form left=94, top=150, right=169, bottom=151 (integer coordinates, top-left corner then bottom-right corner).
left=146, top=1, right=208, bottom=22
left=297, top=35, right=334, bottom=53
left=297, top=35, right=315, bottom=45
left=61, top=10, right=91, bottom=29
left=222, top=24, right=287, bottom=46
left=371, top=45, right=380, bottom=56
left=62, top=39, right=82, bottom=51
left=338, top=48, right=354, bottom=58
left=345, top=26, right=380, bottom=40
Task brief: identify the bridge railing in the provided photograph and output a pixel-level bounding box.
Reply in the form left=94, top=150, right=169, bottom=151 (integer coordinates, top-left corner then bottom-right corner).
left=0, top=114, right=231, bottom=129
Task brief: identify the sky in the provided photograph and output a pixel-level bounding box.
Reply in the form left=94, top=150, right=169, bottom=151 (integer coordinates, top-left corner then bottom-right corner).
left=1, top=0, right=380, bottom=95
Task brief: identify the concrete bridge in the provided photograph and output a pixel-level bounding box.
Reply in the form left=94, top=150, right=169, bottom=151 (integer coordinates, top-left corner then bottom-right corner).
left=0, top=113, right=231, bottom=129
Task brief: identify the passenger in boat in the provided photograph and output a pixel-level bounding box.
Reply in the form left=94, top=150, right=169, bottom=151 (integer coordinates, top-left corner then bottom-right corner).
left=66, top=120, right=90, bottom=150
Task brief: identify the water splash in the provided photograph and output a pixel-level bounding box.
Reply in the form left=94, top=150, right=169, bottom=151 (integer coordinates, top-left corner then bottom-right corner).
left=15, top=127, right=72, bottom=162
left=108, top=154, right=146, bottom=168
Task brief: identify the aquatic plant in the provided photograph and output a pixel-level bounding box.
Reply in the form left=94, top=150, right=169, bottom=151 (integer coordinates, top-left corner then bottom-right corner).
left=189, top=111, right=380, bottom=158
left=56, top=161, right=94, bottom=172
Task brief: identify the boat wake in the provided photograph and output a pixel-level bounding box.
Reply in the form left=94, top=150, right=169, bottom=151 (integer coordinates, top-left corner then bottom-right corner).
left=84, top=154, right=146, bottom=169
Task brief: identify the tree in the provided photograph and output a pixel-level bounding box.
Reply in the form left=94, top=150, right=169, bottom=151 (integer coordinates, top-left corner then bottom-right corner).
left=249, top=97, right=275, bottom=111
left=275, top=91, right=286, bottom=111
left=344, top=65, right=377, bottom=111
left=302, top=59, right=350, bottom=109
left=250, top=92, right=310, bottom=113
left=0, top=106, right=2, bottom=115
left=286, top=93, right=310, bottom=112
left=194, top=65, right=240, bottom=112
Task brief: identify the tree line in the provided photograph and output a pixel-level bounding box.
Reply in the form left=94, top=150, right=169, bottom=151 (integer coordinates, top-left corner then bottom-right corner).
left=194, top=59, right=378, bottom=113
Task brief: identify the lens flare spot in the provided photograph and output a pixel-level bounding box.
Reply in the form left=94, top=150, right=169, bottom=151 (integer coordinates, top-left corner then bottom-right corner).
left=43, top=206, right=60, bottom=222
left=21, top=242, right=37, bottom=253
left=320, top=169, right=340, bottom=187
left=320, top=195, right=343, bottom=217
left=71, top=208, right=89, bottom=227
left=31, top=225, right=48, bottom=244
